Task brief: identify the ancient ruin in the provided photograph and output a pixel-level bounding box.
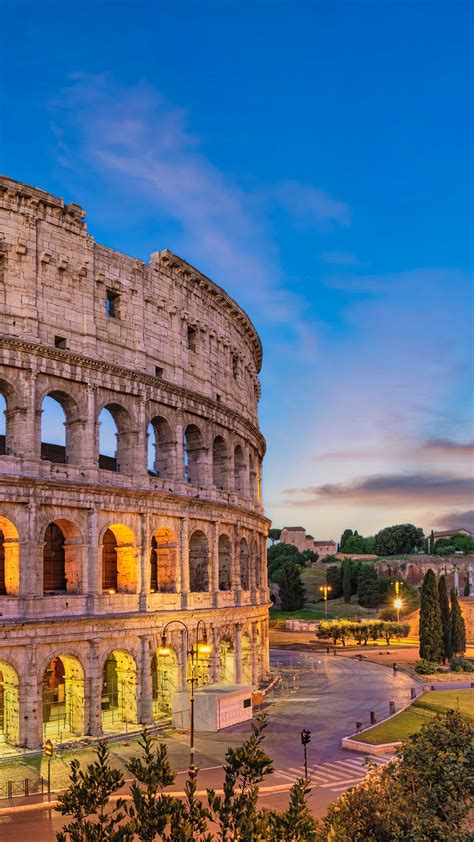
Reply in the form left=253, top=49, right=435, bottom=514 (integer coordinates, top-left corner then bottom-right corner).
left=0, top=175, right=270, bottom=750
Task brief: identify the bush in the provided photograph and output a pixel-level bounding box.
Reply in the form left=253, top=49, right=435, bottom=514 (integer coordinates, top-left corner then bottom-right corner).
left=450, top=656, right=474, bottom=673
left=435, top=544, right=455, bottom=555
left=415, top=659, right=443, bottom=675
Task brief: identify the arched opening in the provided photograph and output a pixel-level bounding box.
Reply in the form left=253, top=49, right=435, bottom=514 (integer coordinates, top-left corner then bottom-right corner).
left=42, top=655, right=84, bottom=739
left=99, top=403, right=133, bottom=474
left=234, top=444, right=245, bottom=494
left=0, top=379, right=20, bottom=458
left=189, top=530, right=210, bottom=592
left=151, top=647, right=179, bottom=719
left=43, top=523, right=67, bottom=593
left=240, top=538, right=250, bottom=590
left=218, top=534, right=232, bottom=591
left=150, top=527, right=177, bottom=592
left=41, top=394, right=67, bottom=463
left=242, top=633, right=252, bottom=684
left=249, top=452, right=257, bottom=500
left=101, top=650, right=137, bottom=731
left=0, top=516, right=19, bottom=596
left=102, top=524, right=137, bottom=593
left=148, top=416, right=175, bottom=478
left=184, top=424, right=206, bottom=486
left=212, top=436, right=228, bottom=489
left=0, top=662, right=20, bottom=747
left=219, top=638, right=235, bottom=684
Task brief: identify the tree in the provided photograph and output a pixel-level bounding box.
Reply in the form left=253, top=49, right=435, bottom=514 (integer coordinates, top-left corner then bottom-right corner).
left=322, top=710, right=474, bottom=841
left=268, top=779, right=318, bottom=842
left=276, top=562, right=306, bottom=611
left=342, top=559, right=352, bottom=603
left=339, top=528, right=353, bottom=551
left=429, top=529, right=435, bottom=554
left=438, top=574, right=452, bottom=663
left=267, top=543, right=306, bottom=583
left=343, top=534, right=366, bottom=554
left=56, top=741, right=131, bottom=842
left=302, top=549, right=318, bottom=563
left=450, top=587, right=466, bottom=656
left=374, top=523, right=424, bottom=556
left=325, top=565, right=342, bottom=598
left=419, top=569, right=443, bottom=662
left=268, top=528, right=281, bottom=545
left=357, top=564, right=381, bottom=608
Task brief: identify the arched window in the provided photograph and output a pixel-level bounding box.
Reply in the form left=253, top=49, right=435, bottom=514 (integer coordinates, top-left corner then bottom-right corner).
left=150, top=528, right=177, bottom=593
left=148, top=416, right=174, bottom=477
left=42, top=655, right=84, bottom=738
left=102, top=528, right=118, bottom=591
left=212, top=436, right=229, bottom=489
left=189, top=530, right=209, bottom=592
left=218, top=534, right=232, bottom=591
left=234, top=445, right=245, bottom=494
left=240, top=538, right=250, bottom=590
left=43, top=523, right=67, bottom=592
left=41, top=395, right=67, bottom=463
left=99, top=403, right=133, bottom=474
left=184, top=424, right=206, bottom=486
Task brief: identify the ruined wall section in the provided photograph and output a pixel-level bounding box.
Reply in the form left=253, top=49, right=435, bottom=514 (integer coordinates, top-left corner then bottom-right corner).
left=0, top=177, right=261, bottom=422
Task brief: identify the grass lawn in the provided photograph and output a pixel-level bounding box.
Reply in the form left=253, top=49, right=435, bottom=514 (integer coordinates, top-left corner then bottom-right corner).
left=270, top=607, right=328, bottom=622
left=351, top=689, right=474, bottom=745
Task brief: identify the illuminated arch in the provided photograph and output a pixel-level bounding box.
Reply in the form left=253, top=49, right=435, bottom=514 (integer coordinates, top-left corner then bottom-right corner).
left=150, top=527, right=177, bottom=593
left=151, top=646, right=179, bottom=719
left=101, top=523, right=137, bottom=593
left=0, top=661, right=20, bottom=747
left=219, top=637, right=235, bottom=684
left=42, top=653, right=85, bottom=739
left=0, top=515, right=19, bottom=596
left=101, top=649, right=138, bottom=731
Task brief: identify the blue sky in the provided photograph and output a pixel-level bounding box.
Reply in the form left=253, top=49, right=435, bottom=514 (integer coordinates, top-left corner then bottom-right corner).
left=1, top=0, right=472, bottom=539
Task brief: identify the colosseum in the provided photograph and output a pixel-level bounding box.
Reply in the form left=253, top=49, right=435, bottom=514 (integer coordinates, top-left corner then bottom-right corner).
left=0, top=175, right=270, bottom=752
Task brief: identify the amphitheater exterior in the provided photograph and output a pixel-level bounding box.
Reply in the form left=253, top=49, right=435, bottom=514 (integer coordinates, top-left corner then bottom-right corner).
left=0, top=175, right=271, bottom=751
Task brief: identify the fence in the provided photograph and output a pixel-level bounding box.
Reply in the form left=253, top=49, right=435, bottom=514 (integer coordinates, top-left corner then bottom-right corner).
left=0, top=776, right=44, bottom=799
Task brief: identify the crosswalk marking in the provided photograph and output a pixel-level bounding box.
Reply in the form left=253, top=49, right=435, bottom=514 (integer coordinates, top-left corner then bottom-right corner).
left=273, top=754, right=393, bottom=794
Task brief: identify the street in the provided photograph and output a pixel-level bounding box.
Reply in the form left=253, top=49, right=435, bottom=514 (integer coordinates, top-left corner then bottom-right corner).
left=0, top=651, right=413, bottom=840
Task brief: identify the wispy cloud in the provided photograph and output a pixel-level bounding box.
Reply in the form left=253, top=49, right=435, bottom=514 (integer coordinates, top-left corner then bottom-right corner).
left=284, top=471, right=473, bottom=507
left=275, top=181, right=351, bottom=230
left=417, top=439, right=474, bottom=458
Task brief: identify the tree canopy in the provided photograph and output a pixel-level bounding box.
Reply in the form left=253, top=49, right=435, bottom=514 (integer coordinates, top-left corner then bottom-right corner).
left=374, top=523, right=424, bottom=556
left=277, top=562, right=306, bottom=611
left=419, top=569, right=443, bottom=662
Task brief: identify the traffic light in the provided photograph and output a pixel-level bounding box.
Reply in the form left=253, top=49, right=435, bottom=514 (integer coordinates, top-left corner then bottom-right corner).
left=301, top=728, right=311, bottom=745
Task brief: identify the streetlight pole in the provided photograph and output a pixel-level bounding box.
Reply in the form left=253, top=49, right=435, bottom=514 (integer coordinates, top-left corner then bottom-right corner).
left=319, top=585, right=332, bottom=619
left=158, top=618, right=212, bottom=779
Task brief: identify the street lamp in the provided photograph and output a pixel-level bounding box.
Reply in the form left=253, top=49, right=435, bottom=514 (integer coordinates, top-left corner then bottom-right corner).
left=319, top=584, right=332, bottom=619
left=158, top=618, right=212, bottom=778
left=393, top=580, right=403, bottom=622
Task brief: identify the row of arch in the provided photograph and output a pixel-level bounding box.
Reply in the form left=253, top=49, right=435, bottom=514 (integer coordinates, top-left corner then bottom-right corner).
left=0, top=379, right=262, bottom=502
left=0, top=634, right=256, bottom=749
left=0, top=515, right=265, bottom=596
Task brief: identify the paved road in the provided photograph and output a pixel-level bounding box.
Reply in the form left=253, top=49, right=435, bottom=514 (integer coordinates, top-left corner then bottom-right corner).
left=0, top=650, right=413, bottom=839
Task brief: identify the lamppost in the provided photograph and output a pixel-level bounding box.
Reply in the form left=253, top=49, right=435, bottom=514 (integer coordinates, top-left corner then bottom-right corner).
left=158, top=619, right=212, bottom=778
left=319, top=584, right=332, bottom=619
left=393, top=580, right=403, bottom=623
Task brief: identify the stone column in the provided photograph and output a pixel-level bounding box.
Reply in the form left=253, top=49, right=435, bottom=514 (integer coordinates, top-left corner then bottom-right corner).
left=87, top=508, right=100, bottom=612
left=233, top=524, right=242, bottom=606
left=23, top=644, right=42, bottom=749
left=179, top=516, right=189, bottom=608
left=139, top=512, right=148, bottom=611
left=22, top=370, right=38, bottom=468
left=87, top=639, right=103, bottom=737
left=135, top=397, right=149, bottom=482
left=211, top=520, right=219, bottom=605
left=211, top=625, right=220, bottom=683
left=21, top=502, right=38, bottom=600
left=175, top=414, right=185, bottom=489
left=83, top=384, right=98, bottom=478
left=234, top=624, right=243, bottom=684
left=139, top=635, right=153, bottom=724
left=251, top=622, right=259, bottom=686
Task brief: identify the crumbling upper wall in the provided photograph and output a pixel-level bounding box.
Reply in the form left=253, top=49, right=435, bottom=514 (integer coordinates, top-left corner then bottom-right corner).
left=0, top=176, right=261, bottom=423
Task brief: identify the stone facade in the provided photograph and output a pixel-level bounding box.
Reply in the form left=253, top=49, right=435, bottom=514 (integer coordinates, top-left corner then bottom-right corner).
left=0, top=176, right=271, bottom=751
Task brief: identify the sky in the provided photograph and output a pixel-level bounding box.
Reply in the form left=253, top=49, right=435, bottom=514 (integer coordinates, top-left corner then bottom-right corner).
left=1, top=0, right=473, bottom=540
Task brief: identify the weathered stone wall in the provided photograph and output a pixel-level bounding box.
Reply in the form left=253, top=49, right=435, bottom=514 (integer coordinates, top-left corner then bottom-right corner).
left=0, top=176, right=271, bottom=750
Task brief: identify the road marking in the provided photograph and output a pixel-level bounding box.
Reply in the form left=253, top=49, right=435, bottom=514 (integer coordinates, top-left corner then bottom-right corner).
left=273, top=754, right=391, bottom=793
